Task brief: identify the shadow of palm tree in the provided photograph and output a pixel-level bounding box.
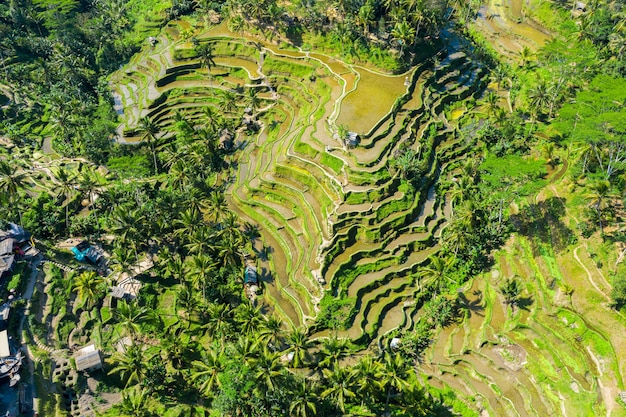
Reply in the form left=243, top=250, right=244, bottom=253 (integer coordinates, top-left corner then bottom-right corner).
left=456, top=291, right=485, bottom=318
left=516, top=296, right=534, bottom=311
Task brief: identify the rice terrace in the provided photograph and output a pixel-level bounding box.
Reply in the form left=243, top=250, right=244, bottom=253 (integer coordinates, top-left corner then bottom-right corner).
left=1, top=0, right=626, bottom=416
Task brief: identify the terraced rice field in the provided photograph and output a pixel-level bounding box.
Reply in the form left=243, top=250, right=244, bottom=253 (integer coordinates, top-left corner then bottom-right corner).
left=111, top=20, right=626, bottom=416
left=112, top=20, right=487, bottom=332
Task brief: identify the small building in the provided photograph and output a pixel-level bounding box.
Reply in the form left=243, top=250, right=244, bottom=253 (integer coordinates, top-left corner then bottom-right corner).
left=71, top=241, right=104, bottom=265
left=110, top=276, right=142, bottom=301
left=0, top=304, right=10, bottom=331
left=219, top=128, right=234, bottom=150
left=345, top=132, right=360, bottom=149
left=245, top=265, right=258, bottom=285
left=0, top=330, right=10, bottom=358
left=74, top=344, right=103, bottom=372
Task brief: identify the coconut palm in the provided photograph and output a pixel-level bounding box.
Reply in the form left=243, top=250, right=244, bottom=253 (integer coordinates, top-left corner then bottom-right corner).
left=527, top=78, right=550, bottom=121
left=188, top=253, right=217, bottom=301
left=235, top=302, right=263, bottom=336
left=286, top=327, right=313, bottom=368
left=108, top=343, right=150, bottom=387
left=176, top=284, right=199, bottom=326
left=137, top=116, right=161, bottom=175
left=233, top=335, right=261, bottom=365
left=191, top=347, right=224, bottom=397
left=108, top=207, right=145, bottom=251
left=115, top=300, right=152, bottom=340
left=485, top=91, right=500, bottom=117
left=219, top=90, right=238, bottom=114
left=321, top=365, right=357, bottom=413
left=378, top=351, right=410, bottom=407
left=0, top=159, right=31, bottom=223
left=258, top=315, right=284, bottom=350
left=317, top=335, right=350, bottom=369
left=418, top=255, right=454, bottom=294
left=202, top=191, right=230, bottom=225
left=518, top=46, right=534, bottom=68
left=290, top=380, right=317, bottom=417
left=195, top=42, right=216, bottom=81
left=499, top=276, right=522, bottom=308
left=253, top=347, right=284, bottom=392
left=246, top=88, right=262, bottom=113
left=202, top=302, right=234, bottom=343
left=73, top=270, right=105, bottom=309
left=584, top=179, right=613, bottom=234
left=354, top=354, right=383, bottom=400
left=54, top=166, right=77, bottom=230
left=391, top=19, right=415, bottom=56
left=118, top=386, right=150, bottom=417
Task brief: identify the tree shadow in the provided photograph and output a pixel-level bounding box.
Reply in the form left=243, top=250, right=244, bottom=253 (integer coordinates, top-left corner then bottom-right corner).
left=456, top=291, right=484, bottom=318
left=515, top=296, right=534, bottom=311
left=509, top=196, right=575, bottom=254
left=259, top=266, right=274, bottom=285
left=255, top=244, right=273, bottom=262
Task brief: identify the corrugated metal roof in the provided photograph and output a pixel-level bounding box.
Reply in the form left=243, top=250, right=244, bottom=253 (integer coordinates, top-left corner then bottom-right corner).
left=0, top=239, right=13, bottom=256
left=0, top=330, right=10, bottom=357
left=75, top=348, right=102, bottom=371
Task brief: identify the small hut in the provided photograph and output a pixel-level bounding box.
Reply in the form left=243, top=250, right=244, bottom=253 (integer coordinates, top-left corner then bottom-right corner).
left=219, top=128, right=234, bottom=150
left=71, top=241, right=104, bottom=265
left=245, top=265, right=258, bottom=285
left=74, top=344, right=103, bottom=373
left=345, top=132, right=360, bottom=149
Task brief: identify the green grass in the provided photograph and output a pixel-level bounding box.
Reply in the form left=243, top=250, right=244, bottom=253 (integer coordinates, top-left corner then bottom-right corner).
left=320, top=152, right=344, bottom=174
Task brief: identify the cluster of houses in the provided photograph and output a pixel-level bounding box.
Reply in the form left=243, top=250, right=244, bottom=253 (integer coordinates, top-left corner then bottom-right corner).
left=0, top=223, right=36, bottom=282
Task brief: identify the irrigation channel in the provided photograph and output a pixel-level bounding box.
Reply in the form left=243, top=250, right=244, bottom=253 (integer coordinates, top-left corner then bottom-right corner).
left=111, top=17, right=626, bottom=416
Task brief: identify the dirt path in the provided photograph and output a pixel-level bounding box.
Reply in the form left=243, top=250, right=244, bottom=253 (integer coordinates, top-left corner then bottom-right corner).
left=587, top=346, right=618, bottom=417
left=573, top=245, right=611, bottom=301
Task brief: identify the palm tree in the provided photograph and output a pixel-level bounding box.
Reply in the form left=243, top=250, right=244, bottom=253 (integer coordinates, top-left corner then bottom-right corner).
left=195, top=42, right=216, bottom=83
left=418, top=255, right=454, bottom=294
left=0, top=159, right=31, bottom=223
left=253, top=347, right=284, bottom=392
left=108, top=207, right=145, bottom=252
left=518, top=46, right=534, bottom=68
left=290, top=380, right=318, bottom=417
left=584, top=179, right=613, bottom=234
left=202, top=191, right=230, bottom=225
left=286, top=327, right=313, bottom=368
left=317, top=335, right=350, bottom=369
left=378, top=351, right=410, bottom=407
left=258, top=315, right=284, bottom=350
left=233, top=335, right=261, bottom=365
left=191, top=347, right=224, bottom=397
left=235, top=302, right=263, bottom=336
left=246, top=88, right=262, bottom=113
left=55, top=166, right=77, bottom=231
left=108, top=343, right=150, bottom=387
left=111, top=244, right=136, bottom=276
left=228, top=14, right=247, bottom=43
left=499, top=276, right=522, bottom=308
left=321, top=365, right=357, bottom=413
left=212, top=232, right=244, bottom=268
left=188, top=253, right=217, bottom=301
left=354, top=354, right=383, bottom=400
left=118, top=386, right=150, bottom=417
left=485, top=91, right=500, bottom=117
left=176, top=284, right=199, bottom=326
left=219, top=90, right=238, bottom=115
left=138, top=116, right=161, bottom=175
left=202, top=302, right=234, bottom=343
left=115, top=300, right=151, bottom=340
left=527, top=78, right=550, bottom=122
left=391, top=19, right=415, bottom=57
left=73, top=271, right=105, bottom=309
